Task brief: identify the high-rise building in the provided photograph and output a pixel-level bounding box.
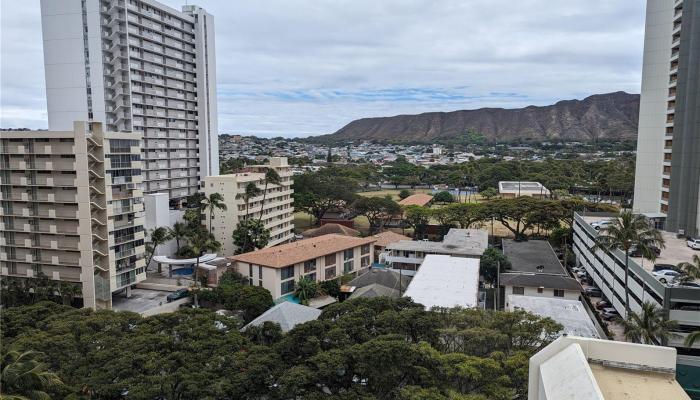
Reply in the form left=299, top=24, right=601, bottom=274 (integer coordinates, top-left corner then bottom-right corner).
left=0, top=122, right=146, bottom=309
left=634, top=0, right=700, bottom=236
left=203, top=157, right=295, bottom=256
left=40, top=0, right=218, bottom=205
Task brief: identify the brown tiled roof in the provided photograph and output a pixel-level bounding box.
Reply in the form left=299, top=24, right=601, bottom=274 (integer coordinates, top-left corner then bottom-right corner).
left=230, top=234, right=376, bottom=268
left=372, top=230, right=412, bottom=248
left=398, top=193, right=433, bottom=206
left=302, top=223, right=361, bottom=238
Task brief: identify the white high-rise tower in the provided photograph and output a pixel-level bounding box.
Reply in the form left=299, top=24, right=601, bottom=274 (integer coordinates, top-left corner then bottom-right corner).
left=40, top=0, right=219, bottom=205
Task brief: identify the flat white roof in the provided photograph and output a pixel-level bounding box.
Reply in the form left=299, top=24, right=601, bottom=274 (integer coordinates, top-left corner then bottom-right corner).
left=403, top=254, right=479, bottom=309
left=507, top=295, right=600, bottom=338
left=498, top=181, right=550, bottom=195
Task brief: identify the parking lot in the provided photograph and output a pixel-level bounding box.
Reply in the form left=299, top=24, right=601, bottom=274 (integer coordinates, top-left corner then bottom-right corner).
left=569, top=265, right=626, bottom=341
left=112, top=288, right=189, bottom=315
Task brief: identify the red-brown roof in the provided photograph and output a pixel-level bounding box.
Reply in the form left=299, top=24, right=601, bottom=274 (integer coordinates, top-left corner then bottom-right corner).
left=230, top=234, right=376, bottom=268
left=371, top=230, right=412, bottom=248
left=398, top=193, right=433, bottom=206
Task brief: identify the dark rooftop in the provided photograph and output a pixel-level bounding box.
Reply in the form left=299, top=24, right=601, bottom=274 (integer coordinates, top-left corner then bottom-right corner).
left=347, top=268, right=411, bottom=293
left=499, top=273, right=582, bottom=291
left=502, top=239, right=567, bottom=275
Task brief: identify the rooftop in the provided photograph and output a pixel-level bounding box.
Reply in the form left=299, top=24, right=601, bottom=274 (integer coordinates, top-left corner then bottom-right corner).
left=349, top=283, right=402, bottom=299
left=529, top=336, right=688, bottom=400
left=499, top=273, right=582, bottom=291
left=371, top=230, right=412, bottom=248
left=502, top=239, right=567, bottom=275
left=230, top=234, right=376, bottom=268
left=302, top=223, right=361, bottom=238
left=403, top=255, right=480, bottom=309
left=387, top=228, right=488, bottom=257
left=242, top=301, right=321, bottom=332
left=498, top=181, right=550, bottom=194
left=507, top=295, right=599, bottom=338
left=347, top=268, right=411, bottom=293
left=398, top=193, right=434, bottom=206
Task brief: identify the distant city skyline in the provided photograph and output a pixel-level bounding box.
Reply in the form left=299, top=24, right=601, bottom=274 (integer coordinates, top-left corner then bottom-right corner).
left=2, top=0, right=645, bottom=138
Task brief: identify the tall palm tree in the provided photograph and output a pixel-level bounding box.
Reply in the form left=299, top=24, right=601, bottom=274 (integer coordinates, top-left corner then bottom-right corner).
left=58, top=282, right=82, bottom=306
left=256, top=169, right=281, bottom=224
left=594, top=211, right=665, bottom=314
left=685, top=330, right=700, bottom=347
left=168, top=221, right=189, bottom=253
left=202, top=192, right=227, bottom=234
left=618, top=301, right=678, bottom=345
left=145, top=227, right=172, bottom=273
left=236, top=182, right=263, bottom=221
left=677, top=255, right=700, bottom=284
left=294, top=276, right=318, bottom=305
left=1, top=350, right=64, bottom=399
left=188, top=228, right=222, bottom=295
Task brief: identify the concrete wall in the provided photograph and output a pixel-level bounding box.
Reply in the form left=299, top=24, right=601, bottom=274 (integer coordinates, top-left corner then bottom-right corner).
left=503, top=285, right=580, bottom=304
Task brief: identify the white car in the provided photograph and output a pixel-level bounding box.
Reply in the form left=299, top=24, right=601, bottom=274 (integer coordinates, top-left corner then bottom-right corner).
left=652, top=269, right=681, bottom=284
left=687, top=238, right=700, bottom=250
left=591, top=220, right=613, bottom=231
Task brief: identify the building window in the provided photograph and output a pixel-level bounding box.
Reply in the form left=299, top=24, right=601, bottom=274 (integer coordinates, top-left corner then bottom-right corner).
left=281, top=280, right=295, bottom=295
left=280, top=266, right=294, bottom=280
left=361, top=256, right=370, bottom=268
left=553, top=289, right=565, bottom=298
left=344, top=248, right=354, bottom=260
left=324, top=253, right=336, bottom=266
left=361, top=244, right=370, bottom=255
left=306, top=272, right=316, bottom=281
left=512, top=286, right=524, bottom=295
left=344, top=258, right=353, bottom=274
left=303, top=259, right=316, bottom=273
left=537, top=287, right=544, bottom=294
left=325, top=266, right=336, bottom=279
left=259, top=266, right=262, bottom=279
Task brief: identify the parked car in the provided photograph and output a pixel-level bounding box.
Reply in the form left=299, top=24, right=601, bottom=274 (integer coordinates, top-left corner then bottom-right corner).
left=629, top=245, right=661, bottom=258
left=166, top=288, right=189, bottom=302
left=653, top=263, right=680, bottom=272
left=585, top=287, right=602, bottom=297
left=687, top=238, right=700, bottom=250
left=651, top=269, right=681, bottom=284
left=601, top=308, right=619, bottom=321
left=595, top=300, right=610, bottom=310
left=591, top=220, right=613, bottom=231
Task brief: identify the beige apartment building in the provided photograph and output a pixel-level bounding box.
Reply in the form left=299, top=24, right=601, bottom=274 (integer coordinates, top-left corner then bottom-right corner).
left=230, top=234, right=375, bottom=299
left=204, top=157, right=294, bottom=256
left=0, top=122, right=146, bottom=309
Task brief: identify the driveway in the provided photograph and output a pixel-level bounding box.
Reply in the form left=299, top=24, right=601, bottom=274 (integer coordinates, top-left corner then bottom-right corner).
left=112, top=288, right=189, bottom=315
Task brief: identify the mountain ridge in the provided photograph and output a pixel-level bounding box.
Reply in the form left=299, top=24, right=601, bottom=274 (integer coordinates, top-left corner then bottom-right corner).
left=312, top=91, right=640, bottom=143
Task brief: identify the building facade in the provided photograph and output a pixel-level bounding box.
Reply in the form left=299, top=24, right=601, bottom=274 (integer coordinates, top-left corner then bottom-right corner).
left=634, top=0, right=700, bottom=236
left=40, top=0, right=218, bottom=204
left=203, top=157, right=295, bottom=256
left=0, top=122, right=146, bottom=309
left=230, top=234, right=375, bottom=299
left=384, top=228, right=488, bottom=270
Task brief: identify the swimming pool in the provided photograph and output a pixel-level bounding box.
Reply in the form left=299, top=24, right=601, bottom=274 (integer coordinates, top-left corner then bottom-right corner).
left=171, top=267, right=194, bottom=276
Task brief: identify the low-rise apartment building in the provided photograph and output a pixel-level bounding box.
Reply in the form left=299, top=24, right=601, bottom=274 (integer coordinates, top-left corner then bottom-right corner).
left=204, top=157, right=294, bottom=255
left=384, top=228, right=488, bottom=269
left=230, top=234, right=375, bottom=299
left=0, top=122, right=146, bottom=309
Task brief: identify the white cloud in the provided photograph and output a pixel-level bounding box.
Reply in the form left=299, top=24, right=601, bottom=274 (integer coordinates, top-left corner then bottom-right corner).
left=1, top=0, right=645, bottom=137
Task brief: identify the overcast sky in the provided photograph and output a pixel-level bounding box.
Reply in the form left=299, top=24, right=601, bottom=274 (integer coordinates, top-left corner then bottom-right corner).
left=1, top=0, right=645, bottom=138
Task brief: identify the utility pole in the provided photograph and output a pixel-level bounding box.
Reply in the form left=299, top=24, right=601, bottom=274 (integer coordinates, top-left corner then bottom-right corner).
left=495, top=260, right=501, bottom=310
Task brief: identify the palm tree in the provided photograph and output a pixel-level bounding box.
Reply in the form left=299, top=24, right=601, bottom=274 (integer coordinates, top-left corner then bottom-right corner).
left=294, top=276, right=318, bottom=305
left=256, top=169, right=281, bottom=224
left=677, top=255, right=700, bottom=284
left=594, top=211, right=665, bottom=314
left=168, top=221, right=189, bottom=253
left=618, top=301, right=678, bottom=345
left=145, top=227, right=172, bottom=273
left=1, top=350, right=64, bottom=399
left=236, top=182, right=263, bottom=221
left=684, top=330, right=700, bottom=347
left=202, top=192, right=227, bottom=234
left=188, top=228, right=222, bottom=297
left=57, top=282, right=82, bottom=306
